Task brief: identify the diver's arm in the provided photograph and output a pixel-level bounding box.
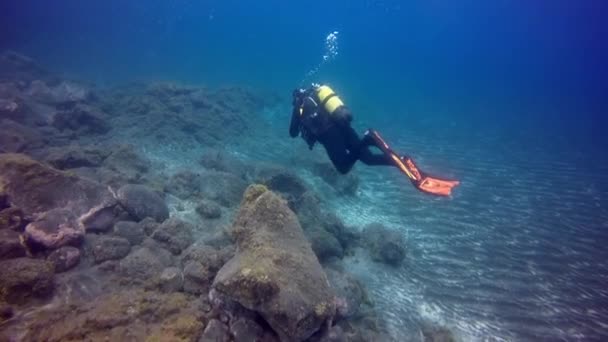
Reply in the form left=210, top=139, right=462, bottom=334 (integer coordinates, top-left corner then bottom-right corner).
left=289, top=106, right=300, bottom=137
left=290, top=88, right=305, bottom=137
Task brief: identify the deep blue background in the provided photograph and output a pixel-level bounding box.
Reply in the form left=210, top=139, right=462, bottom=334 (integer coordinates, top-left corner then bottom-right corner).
left=2, top=0, right=606, bottom=136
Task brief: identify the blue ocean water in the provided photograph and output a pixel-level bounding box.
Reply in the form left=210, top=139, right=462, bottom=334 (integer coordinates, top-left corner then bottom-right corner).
left=2, top=0, right=607, bottom=340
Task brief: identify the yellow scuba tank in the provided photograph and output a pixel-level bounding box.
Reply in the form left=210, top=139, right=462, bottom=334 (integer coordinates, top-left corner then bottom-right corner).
left=315, top=85, right=344, bottom=114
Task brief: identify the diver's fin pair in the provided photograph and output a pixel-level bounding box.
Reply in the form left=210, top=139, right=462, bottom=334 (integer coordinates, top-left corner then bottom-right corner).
left=365, top=129, right=460, bottom=196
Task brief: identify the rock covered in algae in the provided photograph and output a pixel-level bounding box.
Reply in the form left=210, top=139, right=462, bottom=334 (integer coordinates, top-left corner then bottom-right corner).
left=0, top=153, right=114, bottom=216
left=0, top=153, right=117, bottom=248
left=116, top=184, right=169, bottom=223
left=212, top=184, right=335, bottom=342
left=0, top=257, right=55, bottom=304
left=17, top=289, right=204, bottom=342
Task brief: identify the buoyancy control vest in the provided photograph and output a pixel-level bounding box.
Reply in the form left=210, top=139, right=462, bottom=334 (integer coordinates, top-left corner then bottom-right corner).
left=297, top=85, right=352, bottom=137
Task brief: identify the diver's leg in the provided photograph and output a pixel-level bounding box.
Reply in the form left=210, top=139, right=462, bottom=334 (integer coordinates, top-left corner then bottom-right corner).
left=320, top=126, right=358, bottom=174
left=346, top=127, right=392, bottom=166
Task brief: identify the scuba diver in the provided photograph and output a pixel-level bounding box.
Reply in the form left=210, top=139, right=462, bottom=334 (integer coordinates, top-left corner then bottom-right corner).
left=290, top=84, right=460, bottom=196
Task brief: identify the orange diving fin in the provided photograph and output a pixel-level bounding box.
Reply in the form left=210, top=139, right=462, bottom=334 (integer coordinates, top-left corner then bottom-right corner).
left=366, top=129, right=460, bottom=196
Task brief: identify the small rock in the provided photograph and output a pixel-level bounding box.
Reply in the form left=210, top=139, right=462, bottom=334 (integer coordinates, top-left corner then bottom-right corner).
left=421, top=322, right=457, bottom=342
left=362, top=223, right=406, bottom=267
left=139, top=217, right=160, bottom=236
left=151, top=218, right=193, bottom=255
left=183, top=261, right=212, bottom=295
left=165, top=170, right=202, bottom=200
left=0, top=303, right=13, bottom=322
left=91, top=236, right=131, bottom=263
left=257, top=167, right=308, bottom=200
left=196, top=199, right=221, bottom=219
left=24, top=208, right=83, bottom=249
left=47, top=246, right=81, bottom=273
left=160, top=267, right=183, bottom=292
left=199, top=170, right=248, bottom=207
left=230, top=318, right=264, bottom=342
left=116, top=184, right=169, bottom=222
left=312, top=162, right=359, bottom=196
left=118, top=247, right=165, bottom=286
left=0, top=193, right=8, bottom=210
left=0, top=257, right=54, bottom=304
left=200, top=319, right=230, bottom=342
left=80, top=202, right=118, bottom=233
left=103, top=144, right=150, bottom=180
left=0, top=206, right=27, bottom=231
left=306, top=228, right=344, bottom=262
left=0, top=229, right=26, bottom=260
left=325, top=268, right=365, bottom=319
left=113, top=221, right=145, bottom=245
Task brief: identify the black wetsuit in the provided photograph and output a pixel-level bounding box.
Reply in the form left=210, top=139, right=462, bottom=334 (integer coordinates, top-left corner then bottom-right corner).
left=289, top=87, right=392, bottom=174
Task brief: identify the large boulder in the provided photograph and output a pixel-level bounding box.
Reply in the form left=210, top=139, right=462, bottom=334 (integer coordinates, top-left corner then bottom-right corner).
left=0, top=257, right=55, bottom=304
left=0, top=154, right=117, bottom=248
left=212, top=185, right=335, bottom=342
left=116, top=184, right=169, bottom=223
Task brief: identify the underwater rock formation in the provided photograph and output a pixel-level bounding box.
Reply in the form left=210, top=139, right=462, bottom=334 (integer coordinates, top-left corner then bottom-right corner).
left=195, top=198, right=222, bottom=219
left=362, top=223, right=406, bottom=267
left=0, top=257, right=55, bottom=305
left=325, top=267, right=366, bottom=320
left=165, top=170, right=203, bottom=200
left=180, top=243, right=232, bottom=295
left=115, top=184, right=169, bottom=222
left=16, top=289, right=204, bottom=342
left=112, top=220, right=145, bottom=245
left=150, top=217, right=193, bottom=255
left=117, top=246, right=169, bottom=287
left=42, top=144, right=109, bottom=170
left=0, top=229, right=26, bottom=260
left=312, top=161, right=359, bottom=196
left=0, top=153, right=115, bottom=215
left=89, top=235, right=131, bottom=263
left=51, top=104, right=110, bottom=135
left=0, top=119, right=45, bottom=153
left=199, top=148, right=251, bottom=180
left=24, top=208, right=83, bottom=249
left=213, top=184, right=335, bottom=342
left=0, top=206, right=26, bottom=232
left=46, top=246, right=81, bottom=272
left=99, top=82, right=266, bottom=148
left=199, top=170, right=248, bottom=207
